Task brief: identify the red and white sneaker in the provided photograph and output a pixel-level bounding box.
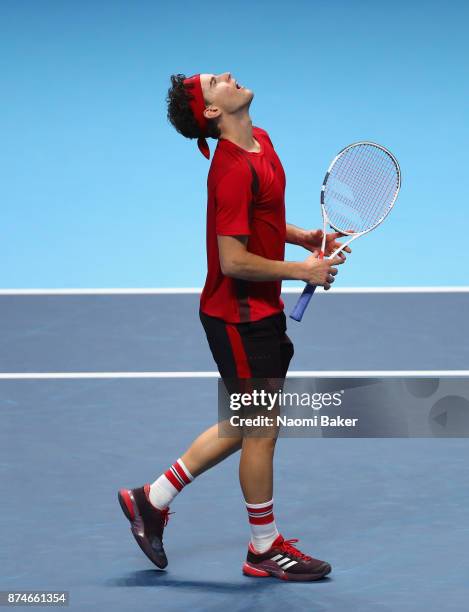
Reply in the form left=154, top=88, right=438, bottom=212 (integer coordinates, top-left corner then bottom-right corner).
left=118, top=483, right=171, bottom=569
left=243, top=534, right=331, bottom=581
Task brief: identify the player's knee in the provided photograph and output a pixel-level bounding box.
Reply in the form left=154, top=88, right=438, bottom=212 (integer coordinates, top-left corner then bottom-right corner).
left=242, top=436, right=278, bottom=451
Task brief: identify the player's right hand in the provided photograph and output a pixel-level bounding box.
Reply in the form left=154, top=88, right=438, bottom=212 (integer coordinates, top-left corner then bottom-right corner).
left=301, top=254, right=344, bottom=290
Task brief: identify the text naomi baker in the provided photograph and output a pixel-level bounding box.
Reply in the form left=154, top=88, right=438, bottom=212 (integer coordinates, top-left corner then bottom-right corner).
left=229, top=415, right=359, bottom=428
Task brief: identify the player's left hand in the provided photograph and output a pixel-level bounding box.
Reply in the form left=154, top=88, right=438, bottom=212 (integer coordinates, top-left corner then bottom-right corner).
left=300, top=230, right=352, bottom=257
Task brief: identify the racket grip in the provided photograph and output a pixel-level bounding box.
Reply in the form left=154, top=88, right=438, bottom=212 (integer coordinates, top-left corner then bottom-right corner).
left=289, top=284, right=318, bottom=322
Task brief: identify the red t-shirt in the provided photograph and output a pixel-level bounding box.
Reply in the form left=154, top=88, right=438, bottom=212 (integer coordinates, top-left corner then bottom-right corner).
left=200, top=126, right=286, bottom=323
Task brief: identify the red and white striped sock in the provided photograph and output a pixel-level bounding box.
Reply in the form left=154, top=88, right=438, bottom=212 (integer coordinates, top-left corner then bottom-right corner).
left=149, top=458, right=194, bottom=510
left=246, top=498, right=279, bottom=553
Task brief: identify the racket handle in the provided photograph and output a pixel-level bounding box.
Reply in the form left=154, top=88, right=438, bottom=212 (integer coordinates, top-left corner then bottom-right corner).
left=290, top=284, right=318, bottom=322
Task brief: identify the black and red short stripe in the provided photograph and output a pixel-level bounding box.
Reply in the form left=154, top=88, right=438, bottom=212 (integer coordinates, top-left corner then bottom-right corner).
left=199, top=310, right=294, bottom=380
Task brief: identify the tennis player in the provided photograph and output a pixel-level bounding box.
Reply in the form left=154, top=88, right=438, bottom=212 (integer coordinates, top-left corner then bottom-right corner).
left=118, top=72, right=349, bottom=581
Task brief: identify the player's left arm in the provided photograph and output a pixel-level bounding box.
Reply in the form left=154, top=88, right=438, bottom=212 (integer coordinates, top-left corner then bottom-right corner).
left=286, top=223, right=352, bottom=257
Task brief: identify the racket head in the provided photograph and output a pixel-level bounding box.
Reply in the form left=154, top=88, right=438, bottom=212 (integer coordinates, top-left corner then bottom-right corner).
left=321, top=142, right=401, bottom=236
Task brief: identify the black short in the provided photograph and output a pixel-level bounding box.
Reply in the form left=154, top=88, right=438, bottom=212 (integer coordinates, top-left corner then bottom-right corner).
left=200, top=310, right=294, bottom=380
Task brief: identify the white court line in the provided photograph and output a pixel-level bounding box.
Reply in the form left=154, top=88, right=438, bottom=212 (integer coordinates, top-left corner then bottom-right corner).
left=0, top=287, right=468, bottom=295
left=0, top=370, right=468, bottom=380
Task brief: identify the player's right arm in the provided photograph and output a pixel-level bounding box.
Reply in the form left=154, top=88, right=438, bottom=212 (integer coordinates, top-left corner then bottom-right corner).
left=218, top=235, right=343, bottom=289
left=215, top=163, right=343, bottom=289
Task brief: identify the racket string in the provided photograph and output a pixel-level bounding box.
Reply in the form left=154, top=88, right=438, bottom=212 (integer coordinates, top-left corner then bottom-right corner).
left=336, top=147, right=391, bottom=222
left=329, top=144, right=379, bottom=230
left=325, top=144, right=399, bottom=233
left=357, top=148, right=397, bottom=224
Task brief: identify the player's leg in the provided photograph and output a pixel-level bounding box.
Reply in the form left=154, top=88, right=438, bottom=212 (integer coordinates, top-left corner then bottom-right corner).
left=239, top=386, right=329, bottom=582
left=240, top=434, right=279, bottom=552
left=146, top=313, right=289, bottom=511
left=180, top=422, right=242, bottom=476
left=148, top=423, right=241, bottom=511
left=117, top=312, right=245, bottom=569
left=235, top=314, right=289, bottom=554
left=117, top=425, right=241, bottom=570
left=141, top=307, right=247, bottom=512
left=238, top=329, right=293, bottom=503
left=237, top=314, right=332, bottom=581
left=239, top=436, right=276, bottom=502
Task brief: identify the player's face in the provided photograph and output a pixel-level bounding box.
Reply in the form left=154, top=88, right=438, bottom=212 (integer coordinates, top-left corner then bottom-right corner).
left=200, top=72, right=254, bottom=116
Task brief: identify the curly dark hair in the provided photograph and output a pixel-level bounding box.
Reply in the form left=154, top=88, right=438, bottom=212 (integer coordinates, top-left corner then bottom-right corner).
left=166, top=73, right=220, bottom=140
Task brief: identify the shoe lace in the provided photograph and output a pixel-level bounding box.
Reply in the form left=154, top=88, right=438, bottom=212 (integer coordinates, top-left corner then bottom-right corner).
left=279, top=538, right=312, bottom=561
left=160, top=508, right=174, bottom=527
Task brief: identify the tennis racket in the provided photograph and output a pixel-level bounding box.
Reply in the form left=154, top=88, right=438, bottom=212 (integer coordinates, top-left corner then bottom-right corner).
left=290, top=141, right=401, bottom=322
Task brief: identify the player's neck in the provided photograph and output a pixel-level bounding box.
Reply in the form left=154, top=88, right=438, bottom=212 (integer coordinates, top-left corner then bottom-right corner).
left=219, top=112, right=259, bottom=153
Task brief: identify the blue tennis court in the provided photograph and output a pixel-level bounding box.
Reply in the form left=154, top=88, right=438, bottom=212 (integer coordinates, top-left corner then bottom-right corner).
left=2, top=289, right=469, bottom=611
